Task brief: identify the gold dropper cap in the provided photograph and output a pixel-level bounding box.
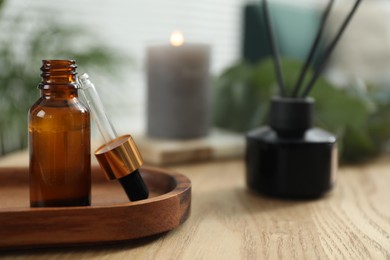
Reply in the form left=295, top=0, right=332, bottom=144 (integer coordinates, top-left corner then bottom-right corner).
left=95, top=134, right=143, bottom=180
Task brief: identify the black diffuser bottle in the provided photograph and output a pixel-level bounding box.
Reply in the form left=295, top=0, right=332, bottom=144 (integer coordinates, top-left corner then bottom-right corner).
left=246, top=97, right=337, bottom=198
left=245, top=0, right=361, bottom=199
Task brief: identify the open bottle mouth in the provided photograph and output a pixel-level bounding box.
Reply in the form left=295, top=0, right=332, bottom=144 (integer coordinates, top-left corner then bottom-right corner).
left=39, top=60, right=78, bottom=87
left=40, top=60, right=77, bottom=76
left=269, top=96, right=314, bottom=139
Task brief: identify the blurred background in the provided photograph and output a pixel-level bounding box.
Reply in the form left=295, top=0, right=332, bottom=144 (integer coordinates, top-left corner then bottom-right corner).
left=1, top=0, right=390, bottom=163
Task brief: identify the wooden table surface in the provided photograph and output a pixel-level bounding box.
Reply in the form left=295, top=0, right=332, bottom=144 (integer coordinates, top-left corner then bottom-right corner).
left=0, top=151, right=389, bottom=259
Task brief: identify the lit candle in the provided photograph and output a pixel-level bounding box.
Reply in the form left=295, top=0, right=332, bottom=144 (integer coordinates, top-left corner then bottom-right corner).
left=146, top=31, right=211, bottom=139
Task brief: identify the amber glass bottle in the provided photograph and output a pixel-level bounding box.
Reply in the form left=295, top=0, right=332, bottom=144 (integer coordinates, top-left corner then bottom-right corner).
left=29, top=60, right=91, bottom=207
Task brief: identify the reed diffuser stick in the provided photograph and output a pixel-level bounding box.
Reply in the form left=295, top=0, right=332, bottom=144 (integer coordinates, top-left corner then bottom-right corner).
left=301, top=0, right=362, bottom=98
left=262, top=0, right=286, bottom=97
left=291, top=0, right=335, bottom=98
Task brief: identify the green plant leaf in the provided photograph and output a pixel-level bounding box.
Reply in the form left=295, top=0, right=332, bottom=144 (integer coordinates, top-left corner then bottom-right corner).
left=341, top=126, right=378, bottom=162
left=310, top=78, right=370, bottom=131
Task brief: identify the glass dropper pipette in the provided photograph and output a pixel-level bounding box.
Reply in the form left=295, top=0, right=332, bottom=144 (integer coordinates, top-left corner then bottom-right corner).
left=78, top=73, right=148, bottom=201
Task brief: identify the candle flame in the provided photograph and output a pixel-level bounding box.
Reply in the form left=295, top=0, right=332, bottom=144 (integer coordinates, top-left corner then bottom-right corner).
left=170, top=31, right=184, bottom=47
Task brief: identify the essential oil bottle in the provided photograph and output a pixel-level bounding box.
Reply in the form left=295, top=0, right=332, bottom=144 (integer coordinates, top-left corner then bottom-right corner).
left=29, top=60, right=91, bottom=207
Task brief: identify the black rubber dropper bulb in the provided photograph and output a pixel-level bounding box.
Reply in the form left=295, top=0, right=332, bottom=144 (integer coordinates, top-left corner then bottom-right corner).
left=119, top=169, right=149, bottom=201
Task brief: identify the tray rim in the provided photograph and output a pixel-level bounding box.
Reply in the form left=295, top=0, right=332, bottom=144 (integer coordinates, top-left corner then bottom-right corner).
left=0, top=165, right=190, bottom=212
left=0, top=165, right=192, bottom=250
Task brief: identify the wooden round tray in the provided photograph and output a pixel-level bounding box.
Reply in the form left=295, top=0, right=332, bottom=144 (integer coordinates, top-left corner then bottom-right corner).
left=0, top=166, right=191, bottom=250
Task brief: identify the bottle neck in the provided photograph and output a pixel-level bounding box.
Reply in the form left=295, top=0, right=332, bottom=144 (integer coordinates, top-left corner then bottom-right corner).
left=269, top=96, right=314, bottom=139
left=40, top=86, right=79, bottom=100
left=39, top=60, right=79, bottom=100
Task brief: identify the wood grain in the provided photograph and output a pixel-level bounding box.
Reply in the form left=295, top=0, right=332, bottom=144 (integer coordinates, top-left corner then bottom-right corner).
left=0, top=152, right=389, bottom=259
